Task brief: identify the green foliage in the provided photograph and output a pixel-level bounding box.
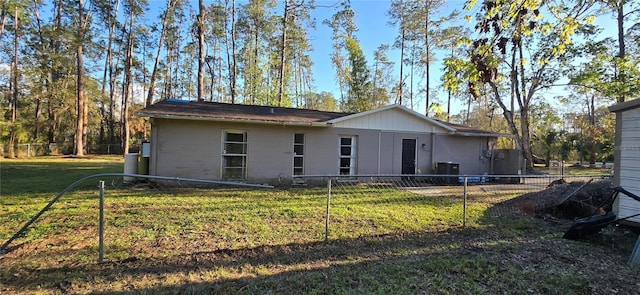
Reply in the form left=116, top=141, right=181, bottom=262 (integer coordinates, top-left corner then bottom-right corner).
left=567, top=39, right=640, bottom=103
left=371, top=44, right=394, bottom=106
left=445, top=0, right=600, bottom=168
left=324, top=1, right=358, bottom=108
left=427, top=102, right=446, bottom=120
left=530, top=101, right=562, bottom=162
left=344, top=37, right=373, bottom=113
left=302, top=91, right=338, bottom=111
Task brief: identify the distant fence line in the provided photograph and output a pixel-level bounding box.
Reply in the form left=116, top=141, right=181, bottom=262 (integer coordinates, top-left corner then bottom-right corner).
left=1, top=143, right=141, bottom=157
left=293, top=174, right=612, bottom=240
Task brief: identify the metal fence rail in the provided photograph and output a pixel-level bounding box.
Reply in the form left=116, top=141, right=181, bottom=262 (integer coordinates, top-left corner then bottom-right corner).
left=2, top=173, right=610, bottom=264
left=295, top=174, right=611, bottom=241
left=0, top=173, right=273, bottom=262
left=1, top=143, right=140, bottom=157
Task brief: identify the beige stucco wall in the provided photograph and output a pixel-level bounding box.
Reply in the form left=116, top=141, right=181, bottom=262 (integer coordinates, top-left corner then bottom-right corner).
left=432, top=134, right=490, bottom=175
left=150, top=119, right=220, bottom=179
left=149, top=118, right=489, bottom=184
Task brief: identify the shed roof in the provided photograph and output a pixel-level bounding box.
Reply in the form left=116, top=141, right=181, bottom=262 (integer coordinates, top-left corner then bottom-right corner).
left=609, top=98, right=640, bottom=113
left=137, top=99, right=505, bottom=137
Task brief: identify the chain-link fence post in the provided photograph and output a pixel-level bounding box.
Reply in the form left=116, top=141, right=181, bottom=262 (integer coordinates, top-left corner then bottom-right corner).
left=463, top=176, right=468, bottom=227
left=325, top=177, right=332, bottom=242
left=98, top=181, right=105, bottom=263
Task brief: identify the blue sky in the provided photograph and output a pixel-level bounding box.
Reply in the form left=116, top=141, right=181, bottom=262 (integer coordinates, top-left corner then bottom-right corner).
left=137, top=0, right=618, bottom=115
left=308, top=0, right=469, bottom=114
left=306, top=0, right=621, bottom=116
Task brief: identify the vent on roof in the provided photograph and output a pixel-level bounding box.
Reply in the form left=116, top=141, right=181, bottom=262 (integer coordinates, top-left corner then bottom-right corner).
left=167, top=98, right=190, bottom=103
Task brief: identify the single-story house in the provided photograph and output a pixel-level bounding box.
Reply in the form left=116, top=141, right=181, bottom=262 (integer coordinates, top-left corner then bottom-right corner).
left=136, top=100, right=506, bottom=185
left=609, top=98, right=640, bottom=226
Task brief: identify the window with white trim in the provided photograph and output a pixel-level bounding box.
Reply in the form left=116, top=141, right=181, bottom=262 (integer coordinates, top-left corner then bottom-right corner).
left=293, top=133, right=305, bottom=175
left=222, top=131, right=247, bottom=180
left=339, top=136, right=357, bottom=175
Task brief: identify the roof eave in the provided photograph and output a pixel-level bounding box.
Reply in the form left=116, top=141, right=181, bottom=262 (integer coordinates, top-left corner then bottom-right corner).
left=453, top=132, right=511, bottom=137
left=137, top=112, right=331, bottom=127
left=609, top=98, right=640, bottom=112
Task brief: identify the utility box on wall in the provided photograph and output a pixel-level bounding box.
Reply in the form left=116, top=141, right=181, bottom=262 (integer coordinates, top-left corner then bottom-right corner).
left=138, top=142, right=151, bottom=176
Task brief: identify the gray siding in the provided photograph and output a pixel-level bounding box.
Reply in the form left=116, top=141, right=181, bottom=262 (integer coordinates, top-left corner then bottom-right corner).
left=149, top=118, right=489, bottom=184
left=379, top=132, right=433, bottom=174
left=150, top=119, right=220, bottom=179
left=614, top=106, right=640, bottom=224
left=432, top=135, right=489, bottom=175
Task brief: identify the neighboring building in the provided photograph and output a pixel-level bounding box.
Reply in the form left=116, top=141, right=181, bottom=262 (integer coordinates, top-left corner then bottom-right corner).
left=137, top=100, right=505, bottom=185
left=609, top=99, right=640, bottom=226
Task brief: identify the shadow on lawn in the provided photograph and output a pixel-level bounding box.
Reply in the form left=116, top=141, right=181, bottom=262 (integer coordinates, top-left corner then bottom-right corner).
left=3, top=226, right=523, bottom=294
left=4, top=207, right=635, bottom=294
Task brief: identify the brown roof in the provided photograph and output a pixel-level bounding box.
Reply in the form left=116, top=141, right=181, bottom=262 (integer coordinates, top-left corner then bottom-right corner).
left=137, top=100, right=507, bottom=137
left=137, top=100, right=352, bottom=125
left=438, top=120, right=507, bottom=137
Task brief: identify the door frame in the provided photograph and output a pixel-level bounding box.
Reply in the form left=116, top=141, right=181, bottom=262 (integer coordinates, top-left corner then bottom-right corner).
left=401, top=138, right=417, bottom=175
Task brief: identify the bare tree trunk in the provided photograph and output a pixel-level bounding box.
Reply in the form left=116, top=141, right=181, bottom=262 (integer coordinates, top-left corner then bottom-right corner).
left=371, top=59, right=378, bottom=100
left=0, top=0, right=7, bottom=38
left=278, top=0, right=288, bottom=106
left=223, top=0, right=237, bottom=103
left=517, top=40, right=533, bottom=169
left=589, top=94, right=596, bottom=165
left=74, top=0, right=88, bottom=156
left=197, top=0, right=205, bottom=101
left=101, top=0, right=120, bottom=145
left=223, top=3, right=231, bottom=103
left=11, top=5, right=18, bottom=122
left=33, top=1, right=47, bottom=142
left=147, top=11, right=169, bottom=105
left=218, top=49, right=224, bottom=101
left=424, top=5, right=430, bottom=115
left=230, top=0, right=237, bottom=103
left=8, top=5, right=19, bottom=158
left=252, top=28, right=259, bottom=103
left=34, top=97, right=41, bottom=140
left=0, top=0, right=9, bottom=37
left=122, top=8, right=134, bottom=155
left=616, top=2, right=626, bottom=103
left=101, top=0, right=119, bottom=96
left=409, top=41, right=415, bottom=109
left=398, top=28, right=405, bottom=105
left=45, top=0, right=64, bottom=146
left=108, top=53, right=120, bottom=145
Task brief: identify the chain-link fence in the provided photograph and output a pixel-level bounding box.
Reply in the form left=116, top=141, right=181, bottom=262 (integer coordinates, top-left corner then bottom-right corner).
left=2, top=143, right=140, bottom=157
left=292, top=174, right=612, bottom=241
left=1, top=172, right=612, bottom=263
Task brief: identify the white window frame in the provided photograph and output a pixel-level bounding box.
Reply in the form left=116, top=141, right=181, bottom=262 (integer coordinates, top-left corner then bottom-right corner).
left=293, top=133, right=305, bottom=176
left=339, top=135, right=357, bottom=175
left=221, top=130, right=247, bottom=180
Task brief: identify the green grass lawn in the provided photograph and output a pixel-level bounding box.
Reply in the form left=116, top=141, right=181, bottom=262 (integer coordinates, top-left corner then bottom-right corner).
left=533, top=164, right=613, bottom=176
left=1, top=157, right=637, bottom=294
